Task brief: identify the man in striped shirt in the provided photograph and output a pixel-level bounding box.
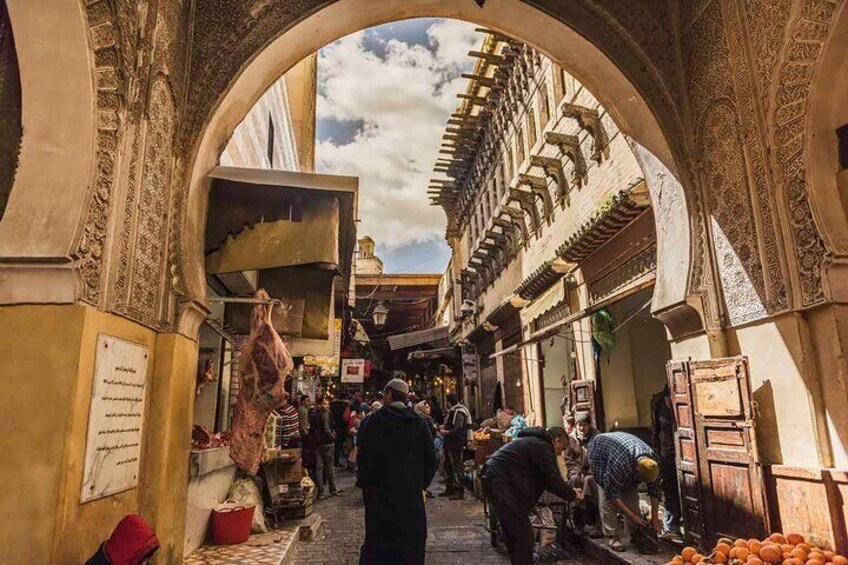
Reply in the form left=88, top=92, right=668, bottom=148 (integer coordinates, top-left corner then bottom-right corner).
left=277, top=397, right=301, bottom=448
left=588, top=431, right=661, bottom=551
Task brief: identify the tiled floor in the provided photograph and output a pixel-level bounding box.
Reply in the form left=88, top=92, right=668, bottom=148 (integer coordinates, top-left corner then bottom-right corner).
left=184, top=530, right=298, bottom=565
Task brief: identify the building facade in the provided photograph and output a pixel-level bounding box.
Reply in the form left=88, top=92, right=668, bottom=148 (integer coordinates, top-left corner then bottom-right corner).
left=2, top=1, right=848, bottom=562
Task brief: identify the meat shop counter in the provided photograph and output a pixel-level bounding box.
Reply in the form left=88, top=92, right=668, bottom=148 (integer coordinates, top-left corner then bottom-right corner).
left=184, top=447, right=237, bottom=555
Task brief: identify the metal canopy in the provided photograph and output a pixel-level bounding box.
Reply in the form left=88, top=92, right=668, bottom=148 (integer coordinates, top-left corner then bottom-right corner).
left=387, top=325, right=450, bottom=352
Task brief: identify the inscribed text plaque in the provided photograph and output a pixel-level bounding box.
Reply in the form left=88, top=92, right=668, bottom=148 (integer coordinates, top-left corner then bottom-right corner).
left=80, top=335, right=149, bottom=502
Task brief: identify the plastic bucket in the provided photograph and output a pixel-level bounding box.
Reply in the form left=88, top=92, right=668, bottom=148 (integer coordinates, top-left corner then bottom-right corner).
left=212, top=504, right=255, bottom=545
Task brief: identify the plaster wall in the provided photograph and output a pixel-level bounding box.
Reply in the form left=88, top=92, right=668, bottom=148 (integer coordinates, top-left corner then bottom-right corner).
left=220, top=75, right=300, bottom=171
left=726, top=314, right=823, bottom=467
left=600, top=322, right=640, bottom=429
left=540, top=336, right=572, bottom=428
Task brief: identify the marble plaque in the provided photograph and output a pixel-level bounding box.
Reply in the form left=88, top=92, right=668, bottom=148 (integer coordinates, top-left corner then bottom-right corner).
left=80, top=334, right=150, bottom=502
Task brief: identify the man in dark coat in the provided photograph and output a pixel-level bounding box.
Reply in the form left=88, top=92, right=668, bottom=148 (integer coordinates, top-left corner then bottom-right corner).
left=439, top=392, right=470, bottom=499
left=357, top=378, right=437, bottom=565
left=480, top=427, right=582, bottom=565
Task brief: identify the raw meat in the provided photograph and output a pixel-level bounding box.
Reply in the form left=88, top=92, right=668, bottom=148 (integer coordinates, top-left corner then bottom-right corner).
left=229, top=289, right=292, bottom=474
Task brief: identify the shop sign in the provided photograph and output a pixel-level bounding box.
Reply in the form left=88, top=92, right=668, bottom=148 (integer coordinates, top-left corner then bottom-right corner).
left=341, top=359, right=366, bottom=383
left=81, top=335, right=149, bottom=503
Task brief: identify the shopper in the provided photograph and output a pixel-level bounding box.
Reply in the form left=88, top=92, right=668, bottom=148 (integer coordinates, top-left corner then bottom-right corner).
left=330, top=393, right=350, bottom=467
left=297, top=395, right=311, bottom=439
left=357, top=379, right=437, bottom=565
left=439, top=392, right=470, bottom=500
left=309, top=395, right=342, bottom=499
left=588, top=431, right=662, bottom=551
left=276, top=396, right=301, bottom=448
left=565, top=411, right=601, bottom=536
left=479, top=427, right=582, bottom=565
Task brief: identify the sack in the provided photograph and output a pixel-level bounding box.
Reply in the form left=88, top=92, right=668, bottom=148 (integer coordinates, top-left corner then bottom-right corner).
left=226, top=477, right=268, bottom=534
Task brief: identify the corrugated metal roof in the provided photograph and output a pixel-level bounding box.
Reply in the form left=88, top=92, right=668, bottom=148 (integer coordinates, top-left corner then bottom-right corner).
left=387, top=325, right=450, bottom=351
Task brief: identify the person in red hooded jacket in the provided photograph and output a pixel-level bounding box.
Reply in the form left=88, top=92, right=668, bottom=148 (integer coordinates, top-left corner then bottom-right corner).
left=85, top=514, right=160, bottom=565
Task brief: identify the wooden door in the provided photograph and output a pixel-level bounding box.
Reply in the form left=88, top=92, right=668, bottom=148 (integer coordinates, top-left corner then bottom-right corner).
left=689, top=357, right=768, bottom=544
left=667, top=357, right=769, bottom=549
left=667, top=360, right=706, bottom=548
left=569, top=379, right=596, bottom=428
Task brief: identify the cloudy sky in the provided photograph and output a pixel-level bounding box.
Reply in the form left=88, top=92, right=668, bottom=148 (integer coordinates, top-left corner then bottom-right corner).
left=315, top=19, right=481, bottom=273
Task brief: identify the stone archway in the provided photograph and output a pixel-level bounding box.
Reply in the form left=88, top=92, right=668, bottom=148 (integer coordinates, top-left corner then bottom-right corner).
left=807, top=1, right=848, bottom=301
left=0, top=0, right=95, bottom=303
left=180, top=0, right=698, bottom=338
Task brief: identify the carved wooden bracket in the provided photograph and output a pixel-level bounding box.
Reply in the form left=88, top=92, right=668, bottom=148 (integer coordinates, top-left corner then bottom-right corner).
left=560, top=103, right=609, bottom=163
left=529, top=155, right=568, bottom=205
left=517, top=172, right=554, bottom=221
left=544, top=131, right=588, bottom=186
left=508, top=188, right=541, bottom=232
left=500, top=206, right=530, bottom=244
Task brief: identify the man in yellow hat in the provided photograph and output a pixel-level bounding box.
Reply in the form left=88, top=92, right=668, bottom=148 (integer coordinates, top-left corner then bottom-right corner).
left=587, top=431, right=661, bottom=552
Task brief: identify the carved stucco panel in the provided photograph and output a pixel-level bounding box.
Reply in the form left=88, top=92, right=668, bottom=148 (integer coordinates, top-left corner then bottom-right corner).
left=768, top=0, right=841, bottom=306
left=723, top=0, right=789, bottom=311
left=118, top=78, right=176, bottom=328
left=701, top=100, right=769, bottom=326
left=76, top=0, right=131, bottom=306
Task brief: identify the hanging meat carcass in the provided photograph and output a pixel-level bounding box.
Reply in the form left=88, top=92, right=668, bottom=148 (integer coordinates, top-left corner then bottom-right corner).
left=229, top=289, right=293, bottom=474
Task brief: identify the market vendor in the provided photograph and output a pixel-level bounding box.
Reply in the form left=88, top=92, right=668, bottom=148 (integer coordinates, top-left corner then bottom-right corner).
left=480, top=427, right=583, bottom=565
left=587, top=431, right=662, bottom=552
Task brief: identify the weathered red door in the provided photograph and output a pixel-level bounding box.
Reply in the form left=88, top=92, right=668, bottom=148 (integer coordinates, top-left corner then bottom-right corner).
left=668, top=357, right=769, bottom=548
left=667, top=360, right=707, bottom=548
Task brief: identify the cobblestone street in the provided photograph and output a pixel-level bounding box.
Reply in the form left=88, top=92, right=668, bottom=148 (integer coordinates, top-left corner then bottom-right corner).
left=293, top=470, right=581, bottom=565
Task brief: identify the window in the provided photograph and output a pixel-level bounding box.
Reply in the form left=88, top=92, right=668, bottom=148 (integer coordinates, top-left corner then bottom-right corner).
left=516, top=126, right=526, bottom=166
left=553, top=64, right=566, bottom=101
left=539, top=84, right=551, bottom=130
left=267, top=113, right=275, bottom=168
left=527, top=108, right=537, bottom=148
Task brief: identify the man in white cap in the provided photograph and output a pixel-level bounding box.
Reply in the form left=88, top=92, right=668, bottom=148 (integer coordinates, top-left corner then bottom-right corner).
left=356, top=378, right=437, bottom=565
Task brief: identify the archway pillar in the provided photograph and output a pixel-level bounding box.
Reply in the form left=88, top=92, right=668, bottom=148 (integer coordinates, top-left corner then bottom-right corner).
left=0, top=303, right=198, bottom=563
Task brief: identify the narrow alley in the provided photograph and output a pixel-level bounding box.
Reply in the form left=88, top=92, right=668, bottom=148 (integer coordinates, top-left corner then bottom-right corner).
left=295, top=472, right=580, bottom=565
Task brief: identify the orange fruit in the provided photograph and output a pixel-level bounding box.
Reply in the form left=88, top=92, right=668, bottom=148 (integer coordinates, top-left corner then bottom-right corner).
left=792, top=548, right=810, bottom=560
left=808, top=552, right=825, bottom=561
left=715, top=542, right=732, bottom=556
left=759, top=545, right=782, bottom=562
left=806, top=560, right=825, bottom=565
left=749, top=540, right=764, bottom=555
left=670, top=557, right=684, bottom=565
left=711, top=552, right=728, bottom=564
left=718, top=537, right=734, bottom=546
left=731, top=547, right=751, bottom=560
left=747, top=558, right=764, bottom=565
left=798, top=543, right=812, bottom=553
left=788, top=533, right=806, bottom=545
left=823, top=551, right=835, bottom=560
left=770, top=533, right=788, bottom=545
left=691, top=554, right=705, bottom=564
left=783, top=559, right=804, bottom=565
left=681, top=547, right=697, bottom=562
left=832, top=556, right=848, bottom=565
left=736, top=539, right=751, bottom=548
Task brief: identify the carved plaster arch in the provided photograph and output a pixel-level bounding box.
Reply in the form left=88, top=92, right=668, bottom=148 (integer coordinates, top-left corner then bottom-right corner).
left=179, top=0, right=696, bottom=339
left=0, top=1, right=95, bottom=303
left=806, top=1, right=848, bottom=302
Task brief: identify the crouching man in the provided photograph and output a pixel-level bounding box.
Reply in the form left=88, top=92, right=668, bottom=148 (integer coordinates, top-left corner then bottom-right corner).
left=587, top=431, right=662, bottom=552
left=480, top=427, right=583, bottom=565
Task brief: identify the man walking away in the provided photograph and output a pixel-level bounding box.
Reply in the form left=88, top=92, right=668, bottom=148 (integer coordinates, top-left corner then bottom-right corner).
left=357, top=379, right=437, bottom=565
left=330, top=393, right=350, bottom=467
left=439, top=392, right=470, bottom=500
left=309, top=395, right=342, bottom=500
left=651, top=385, right=681, bottom=539
left=565, top=411, right=601, bottom=537
left=588, top=431, right=662, bottom=552
left=480, top=427, right=582, bottom=565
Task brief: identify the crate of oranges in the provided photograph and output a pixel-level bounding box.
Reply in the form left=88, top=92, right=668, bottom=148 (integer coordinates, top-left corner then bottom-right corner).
left=666, top=533, right=847, bottom=564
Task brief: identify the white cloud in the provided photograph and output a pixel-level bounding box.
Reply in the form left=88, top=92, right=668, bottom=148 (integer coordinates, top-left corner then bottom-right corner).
left=315, top=19, right=480, bottom=249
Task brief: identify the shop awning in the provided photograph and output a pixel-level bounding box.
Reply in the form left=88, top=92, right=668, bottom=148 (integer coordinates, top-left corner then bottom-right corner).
left=407, top=347, right=461, bottom=370
left=387, top=325, right=450, bottom=351
left=490, top=280, right=655, bottom=359
left=555, top=180, right=649, bottom=263
left=204, top=167, right=358, bottom=340
left=205, top=166, right=358, bottom=277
